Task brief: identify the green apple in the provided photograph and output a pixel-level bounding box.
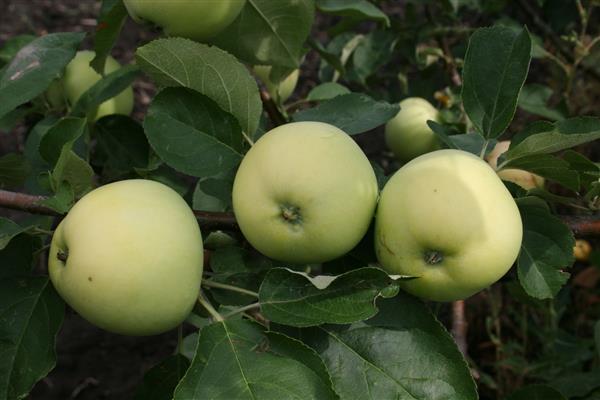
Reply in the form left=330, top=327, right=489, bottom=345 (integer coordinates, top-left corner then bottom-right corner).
left=232, top=121, right=379, bottom=264
left=253, top=65, right=299, bottom=103
left=384, top=97, right=441, bottom=162
left=375, top=149, right=523, bottom=301
left=123, top=0, right=246, bottom=42
left=48, top=179, right=203, bottom=335
left=55, top=50, right=134, bottom=121
left=486, top=140, right=545, bottom=190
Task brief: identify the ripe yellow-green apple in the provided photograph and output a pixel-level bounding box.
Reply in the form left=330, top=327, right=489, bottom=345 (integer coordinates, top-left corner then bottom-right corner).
left=384, top=97, right=441, bottom=162
left=232, top=121, right=379, bottom=264
left=123, top=0, right=246, bottom=42
left=56, top=50, right=134, bottom=121
left=486, top=140, right=545, bottom=190
left=375, top=149, right=523, bottom=301
left=48, top=180, right=203, bottom=335
left=253, top=65, right=299, bottom=103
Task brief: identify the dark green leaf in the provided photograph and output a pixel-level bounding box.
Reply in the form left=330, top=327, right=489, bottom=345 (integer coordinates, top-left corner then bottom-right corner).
left=0, top=218, right=29, bottom=251
left=595, top=320, right=600, bottom=359
left=0, top=234, right=41, bottom=279
left=38, top=183, right=75, bottom=214
left=0, top=277, right=64, bottom=400
left=259, top=267, right=399, bottom=327
left=173, top=320, right=336, bottom=399
left=516, top=197, right=573, bottom=299
left=212, top=0, right=315, bottom=69
left=51, top=149, right=94, bottom=196
left=506, top=384, right=566, bottom=400
left=0, top=154, right=30, bottom=189
left=136, top=37, right=261, bottom=136
left=134, top=355, right=190, bottom=400
left=293, top=93, right=399, bottom=135
left=351, top=30, right=397, bottom=83
left=317, top=0, right=389, bottom=26
left=462, top=26, right=532, bottom=138
left=0, top=32, right=85, bottom=118
left=518, top=84, right=565, bottom=121
left=39, top=117, right=87, bottom=166
left=306, top=292, right=477, bottom=399
left=0, top=35, right=36, bottom=66
left=70, top=64, right=139, bottom=117
left=549, top=370, right=600, bottom=398
left=562, top=150, right=600, bottom=190
left=144, top=87, right=243, bottom=178
left=306, top=82, right=350, bottom=101
left=192, top=170, right=235, bottom=212
left=23, top=116, right=58, bottom=194
left=91, top=0, right=129, bottom=74
left=502, top=153, right=579, bottom=191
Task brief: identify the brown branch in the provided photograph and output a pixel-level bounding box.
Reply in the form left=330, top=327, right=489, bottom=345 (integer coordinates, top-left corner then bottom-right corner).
left=0, top=189, right=238, bottom=231
left=561, top=215, right=600, bottom=237
left=260, top=89, right=287, bottom=127
left=451, top=300, right=468, bottom=356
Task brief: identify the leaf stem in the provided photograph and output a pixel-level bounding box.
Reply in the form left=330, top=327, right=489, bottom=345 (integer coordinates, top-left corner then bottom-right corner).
left=479, top=140, right=489, bottom=159
left=29, top=227, right=55, bottom=236
left=197, top=292, right=224, bottom=322
left=241, top=130, right=255, bottom=146
left=202, top=280, right=259, bottom=298
left=223, top=302, right=260, bottom=319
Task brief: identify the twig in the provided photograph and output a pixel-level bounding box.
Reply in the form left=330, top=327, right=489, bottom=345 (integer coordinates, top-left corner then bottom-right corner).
left=260, top=89, right=287, bottom=127
left=193, top=210, right=237, bottom=231
left=451, top=300, right=468, bottom=356
left=202, top=280, right=259, bottom=298
left=561, top=215, right=600, bottom=237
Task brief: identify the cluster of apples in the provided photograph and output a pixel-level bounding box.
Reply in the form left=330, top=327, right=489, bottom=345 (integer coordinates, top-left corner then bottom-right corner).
left=46, top=0, right=526, bottom=337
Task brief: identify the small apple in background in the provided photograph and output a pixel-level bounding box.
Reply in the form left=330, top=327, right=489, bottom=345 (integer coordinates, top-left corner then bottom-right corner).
left=375, top=149, right=523, bottom=302
left=48, top=50, right=134, bottom=121
left=384, top=97, right=441, bottom=163
left=123, top=0, right=246, bottom=42
left=486, top=140, right=545, bottom=190
left=573, top=239, right=592, bottom=262
left=48, top=180, right=203, bottom=336
left=253, top=65, right=300, bottom=103
left=232, top=121, right=379, bottom=264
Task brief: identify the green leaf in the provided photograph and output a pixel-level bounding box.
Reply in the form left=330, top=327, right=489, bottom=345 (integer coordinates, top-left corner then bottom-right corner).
left=305, top=292, right=477, bottom=399
left=0, top=277, right=64, bottom=400
left=23, top=116, right=58, bottom=194
left=506, top=117, right=600, bottom=160
left=134, top=355, right=190, bottom=400
left=39, top=117, right=87, bottom=166
left=0, top=32, right=85, bottom=119
left=351, top=30, right=397, bottom=84
left=549, top=370, right=600, bottom=398
left=516, top=197, right=573, bottom=299
left=0, top=218, right=28, bottom=251
left=317, top=0, right=389, bottom=26
left=51, top=149, right=94, bottom=196
left=70, top=64, right=139, bottom=118
left=259, top=267, right=399, bottom=327
left=562, top=150, right=600, bottom=190
left=462, top=26, right=532, bottom=138
left=293, top=93, right=399, bottom=134
left=144, top=87, right=243, bottom=178
left=173, top=319, right=336, bottom=399
left=38, top=183, right=75, bottom=214
left=0, top=154, right=30, bottom=189
left=506, top=384, right=566, bottom=400
left=211, top=0, right=315, bottom=69
left=94, top=115, right=150, bottom=179
left=429, top=122, right=497, bottom=156
left=193, top=169, right=235, bottom=212
left=0, top=234, right=41, bottom=279
left=306, top=82, right=350, bottom=101
left=502, top=153, right=579, bottom=191
left=0, top=35, right=36, bottom=66
left=91, top=0, right=129, bottom=74
left=518, top=84, right=565, bottom=121
left=136, top=38, right=261, bottom=136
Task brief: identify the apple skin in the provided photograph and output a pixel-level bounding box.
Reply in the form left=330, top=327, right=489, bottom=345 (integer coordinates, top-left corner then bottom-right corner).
left=486, top=140, right=545, bottom=190
left=123, top=0, right=246, bottom=42
left=384, top=97, right=441, bottom=162
left=375, top=149, right=523, bottom=302
left=253, top=65, right=299, bottom=103
left=48, top=180, right=203, bottom=336
left=232, top=122, right=379, bottom=264
left=58, top=50, right=134, bottom=121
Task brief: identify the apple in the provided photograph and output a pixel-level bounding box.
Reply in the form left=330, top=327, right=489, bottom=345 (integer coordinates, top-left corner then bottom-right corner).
left=123, top=0, right=246, bottom=42
left=253, top=65, right=299, bottom=103
left=48, top=179, right=203, bottom=335
left=375, top=149, right=523, bottom=301
left=486, top=140, right=545, bottom=190
left=52, top=50, right=134, bottom=121
left=573, top=239, right=592, bottom=262
left=232, top=121, right=379, bottom=264
left=384, top=97, right=441, bottom=162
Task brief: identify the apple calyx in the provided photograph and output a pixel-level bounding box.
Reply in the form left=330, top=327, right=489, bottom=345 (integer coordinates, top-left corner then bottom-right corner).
left=424, top=250, right=444, bottom=265
left=281, top=204, right=302, bottom=225
left=57, top=249, right=69, bottom=263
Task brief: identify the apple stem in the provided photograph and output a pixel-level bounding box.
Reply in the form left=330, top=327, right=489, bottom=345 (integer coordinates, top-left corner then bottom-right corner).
left=202, top=280, right=259, bottom=298
left=281, top=204, right=301, bottom=224
left=57, top=250, right=68, bottom=263
left=223, top=302, right=260, bottom=319
left=424, top=250, right=443, bottom=265
left=197, top=292, right=224, bottom=322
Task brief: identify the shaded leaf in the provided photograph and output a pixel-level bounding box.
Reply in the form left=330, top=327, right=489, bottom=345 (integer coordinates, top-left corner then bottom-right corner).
left=134, top=355, right=190, bottom=400
left=39, top=117, right=87, bottom=166
left=0, top=218, right=29, bottom=251
left=506, top=384, right=566, bottom=400
left=0, top=154, right=30, bottom=189
left=0, top=234, right=41, bottom=279
left=518, top=84, right=565, bottom=121
left=502, top=153, right=579, bottom=191
left=136, top=38, right=261, bottom=135
left=306, top=82, right=350, bottom=101
left=317, top=0, right=389, bottom=26
left=0, top=35, right=36, bottom=66
left=91, top=0, right=129, bottom=74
